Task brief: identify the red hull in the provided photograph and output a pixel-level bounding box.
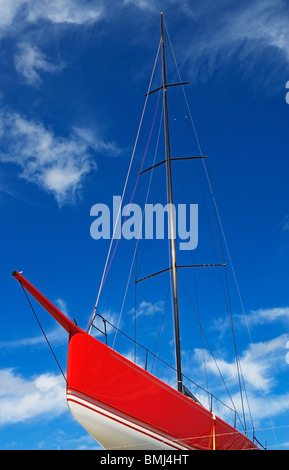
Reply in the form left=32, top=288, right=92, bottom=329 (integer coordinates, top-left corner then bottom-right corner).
left=67, top=332, right=258, bottom=450
left=13, top=271, right=259, bottom=450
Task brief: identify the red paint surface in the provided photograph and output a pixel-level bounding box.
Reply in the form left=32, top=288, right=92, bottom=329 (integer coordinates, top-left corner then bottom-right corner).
left=13, top=271, right=259, bottom=450
left=67, top=333, right=258, bottom=450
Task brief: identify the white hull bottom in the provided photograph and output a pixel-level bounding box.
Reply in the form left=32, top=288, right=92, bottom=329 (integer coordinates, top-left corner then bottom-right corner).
left=67, top=391, right=192, bottom=450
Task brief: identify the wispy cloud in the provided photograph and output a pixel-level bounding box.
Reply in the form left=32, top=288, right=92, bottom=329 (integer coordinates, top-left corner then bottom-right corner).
left=176, top=0, right=289, bottom=88
left=26, top=0, right=104, bottom=25
left=1, top=0, right=288, bottom=94
left=191, top=333, right=288, bottom=394
left=282, top=215, right=289, bottom=232
left=0, top=110, right=120, bottom=205
left=0, top=297, right=71, bottom=349
left=0, top=369, right=66, bottom=425
left=0, top=110, right=94, bottom=205
left=228, top=389, right=289, bottom=425
left=128, top=300, right=165, bottom=318
left=244, top=307, right=289, bottom=327
left=123, top=0, right=157, bottom=11
left=0, top=0, right=104, bottom=33
left=0, top=0, right=26, bottom=32
left=0, top=324, right=66, bottom=349
left=213, top=306, right=289, bottom=335
left=14, top=43, right=64, bottom=86
left=91, top=308, right=120, bottom=338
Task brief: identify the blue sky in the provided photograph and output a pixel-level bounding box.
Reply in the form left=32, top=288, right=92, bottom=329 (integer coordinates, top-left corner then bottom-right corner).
left=1, top=0, right=289, bottom=450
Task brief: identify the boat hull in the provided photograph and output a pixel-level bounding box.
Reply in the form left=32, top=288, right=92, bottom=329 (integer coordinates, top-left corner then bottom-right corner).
left=66, top=332, right=258, bottom=450
left=67, top=391, right=188, bottom=450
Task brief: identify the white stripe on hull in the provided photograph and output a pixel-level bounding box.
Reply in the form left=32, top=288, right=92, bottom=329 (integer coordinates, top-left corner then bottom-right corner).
left=67, top=391, right=192, bottom=450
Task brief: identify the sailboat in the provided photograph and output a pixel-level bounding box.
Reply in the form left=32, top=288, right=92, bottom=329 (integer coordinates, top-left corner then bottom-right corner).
left=13, top=13, right=260, bottom=450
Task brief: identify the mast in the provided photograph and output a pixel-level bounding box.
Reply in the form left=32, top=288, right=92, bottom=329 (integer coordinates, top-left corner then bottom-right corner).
left=160, top=12, right=183, bottom=393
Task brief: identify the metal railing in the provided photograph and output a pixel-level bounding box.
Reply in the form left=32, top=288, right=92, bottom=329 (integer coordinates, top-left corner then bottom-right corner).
left=91, top=313, right=238, bottom=429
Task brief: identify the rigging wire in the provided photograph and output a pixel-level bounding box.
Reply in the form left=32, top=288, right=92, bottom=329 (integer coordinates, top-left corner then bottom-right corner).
left=111, top=96, right=164, bottom=350
left=88, top=18, right=278, bottom=448
left=177, top=269, right=245, bottom=432
left=133, top=106, right=164, bottom=358
left=171, top=97, right=210, bottom=394
left=201, top=148, right=277, bottom=445
left=164, top=17, right=253, bottom=434
left=150, top=280, right=171, bottom=373
left=105, top=83, right=162, bottom=281
left=87, top=37, right=162, bottom=333
left=19, top=281, right=67, bottom=384
left=202, top=159, right=277, bottom=445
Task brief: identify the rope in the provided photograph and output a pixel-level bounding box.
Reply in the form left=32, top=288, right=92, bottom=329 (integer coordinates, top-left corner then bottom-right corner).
left=20, top=281, right=67, bottom=384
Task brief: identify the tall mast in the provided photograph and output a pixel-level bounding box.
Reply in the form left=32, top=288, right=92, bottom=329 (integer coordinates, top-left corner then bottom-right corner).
left=160, top=12, right=183, bottom=393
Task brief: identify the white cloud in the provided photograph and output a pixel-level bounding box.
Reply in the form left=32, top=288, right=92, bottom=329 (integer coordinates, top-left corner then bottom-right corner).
left=0, top=369, right=66, bottom=425
left=0, top=0, right=26, bottom=30
left=73, top=127, right=121, bottom=158
left=238, top=335, right=287, bottom=392
left=0, top=299, right=71, bottom=349
left=14, top=43, right=64, bottom=86
left=91, top=309, right=120, bottom=338
left=1, top=0, right=288, bottom=93
left=0, top=110, right=120, bottom=205
left=179, top=0, right=289, bottom=85
left=129, top=300, right=165, bottom=318
left=27, top=0, right=104, bottom=25
left=0, top=324, right=67, bottom=349
left=213, top=306, right=289, bottom=335
left=245, top=307, right=289, bottom=327
left=282, top=215, right=289, bottom=232
left=182, top=334, right=289, bottom=443
left=0, top=0, right=104, bottom=33
left=192, top=334, right=288, bottom=394
left=228, top=389, right=289, bottom=424
left=228, top=0, right=289, bottom=60
left=123, top=0, right=156, bottom=11
left=55, top=298, right=69, bottom=315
